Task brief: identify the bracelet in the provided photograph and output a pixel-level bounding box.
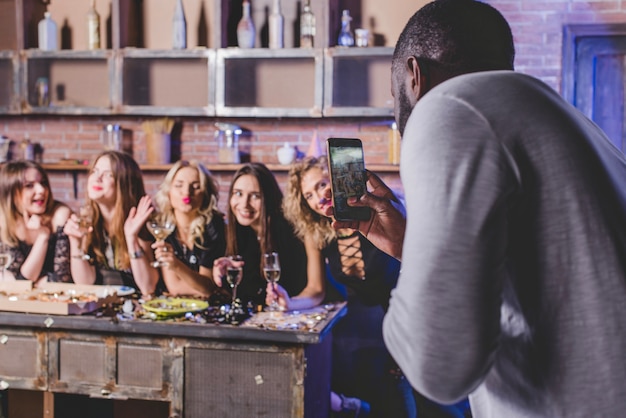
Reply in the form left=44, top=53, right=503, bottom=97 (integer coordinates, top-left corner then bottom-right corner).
left=130, top=248, right=144, bottom=259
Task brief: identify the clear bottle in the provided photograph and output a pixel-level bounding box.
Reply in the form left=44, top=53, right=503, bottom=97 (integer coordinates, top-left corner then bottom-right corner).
left=300, top=0, right=315, bottom=48
left=35, top=77, right=50, bottom=107
left=269, top=0, right=284, bottom=49
left=87, top=0, right=101, bottom=50
left=337, top=9, right=354, bottom=47
left=172, top=0, right=187, bottom=49
left=237, top=1, right=255, bottom=48
left=38, top=11, right=58, bottom=51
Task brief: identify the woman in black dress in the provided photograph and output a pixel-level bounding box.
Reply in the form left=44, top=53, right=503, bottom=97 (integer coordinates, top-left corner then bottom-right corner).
left=152, top=160, right=226, bottom=297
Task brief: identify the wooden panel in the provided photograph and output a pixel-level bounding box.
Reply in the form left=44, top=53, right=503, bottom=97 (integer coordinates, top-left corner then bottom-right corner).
left=7, top=389, right=46, bottom=418
left=0, top=334, right=39, bottom=378
left=26, top=57, right=111, bottom=108
left=117, top=344, right=163, bottom=388
left=0, top=0, right=18, bottom=50
left=59, top=339, right=107, bottom=383
left=331, top=55, right=392, bottom=108
left=141, top=0, right=218, bottom=49
left=223, top=57, right=315, bottom=107
left=122, top=57, right=208, bottom=107
left=184, top=347, right=298, bottom=418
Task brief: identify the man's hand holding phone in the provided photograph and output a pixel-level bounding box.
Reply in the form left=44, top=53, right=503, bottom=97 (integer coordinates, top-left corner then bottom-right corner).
left=328, top=170, right=406, bottom=261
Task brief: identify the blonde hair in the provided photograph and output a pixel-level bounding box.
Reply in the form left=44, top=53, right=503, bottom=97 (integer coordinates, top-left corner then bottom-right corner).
left=154, top=160, right=222, bottom=248
left=0, top=160, right=57, bottom=246
left=283, top=156, right=336, bottom=250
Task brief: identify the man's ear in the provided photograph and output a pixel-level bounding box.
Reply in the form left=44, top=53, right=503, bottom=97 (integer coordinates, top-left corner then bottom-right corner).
left=406, top=56, right=429, bottom=102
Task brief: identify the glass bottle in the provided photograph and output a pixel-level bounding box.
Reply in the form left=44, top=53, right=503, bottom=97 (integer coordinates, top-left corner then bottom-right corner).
left=300, top=0, right=315, bottom=48
left=237, top=1, right=255, bottom=48
left=20, top=136, right=35, bottom=161
left=269, top=0, right=284, bottom=49
left=38, top=11, right=58, bottom=51
left=388, top=122, right=401, bottom=164
left=337, top=9, right=354, bottom=47
left=172, top=0, right=187, bottom=49
left=87, top=0, right=101, bottom=50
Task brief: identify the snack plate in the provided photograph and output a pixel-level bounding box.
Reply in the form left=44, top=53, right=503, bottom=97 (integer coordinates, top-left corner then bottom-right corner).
left=142, top=298, right=209, bottom=318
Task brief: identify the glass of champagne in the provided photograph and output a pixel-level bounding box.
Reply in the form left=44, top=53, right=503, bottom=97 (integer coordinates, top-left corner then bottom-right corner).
left=263, top=252, right=281, bottom=312
left=0, top=242, right=13, bottom=282
left=146, top=213, right=176, bottom=268
left=77, top=204, right=94, bottom=261
left=225, top=255, right=243, bottom=321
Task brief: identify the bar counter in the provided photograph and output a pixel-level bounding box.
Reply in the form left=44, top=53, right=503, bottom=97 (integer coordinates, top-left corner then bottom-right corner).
left=0, top=302, right=346, bottom=418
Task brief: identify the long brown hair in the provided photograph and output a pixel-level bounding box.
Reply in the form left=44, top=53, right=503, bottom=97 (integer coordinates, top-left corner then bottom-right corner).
left=226, top=163, right=284, bottom=265
left=85, top=151, right=147, bottom=270
left=0, top=160, right=57, bottom=246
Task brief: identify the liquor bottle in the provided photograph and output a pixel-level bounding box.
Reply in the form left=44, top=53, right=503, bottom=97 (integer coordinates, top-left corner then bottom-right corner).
left=300, top=0, right=315, bottom=48
left=38, top=11, right=58, bottom=51
left=172, top=0, right=187, bottom=49
left=87, top=0, right=101, bottom=49
left=269, top=0, right=284, bottom=49
left=337, top=9, right=354, bottom=47
left=237, top=1, right=256, bottom=48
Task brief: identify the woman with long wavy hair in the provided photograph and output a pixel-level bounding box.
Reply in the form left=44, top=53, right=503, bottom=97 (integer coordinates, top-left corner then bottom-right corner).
left=63, top=150, right=159, bottom=296
left=151, top=160, right=226, bottom=297
left=0, top=160, right=71, bottom=283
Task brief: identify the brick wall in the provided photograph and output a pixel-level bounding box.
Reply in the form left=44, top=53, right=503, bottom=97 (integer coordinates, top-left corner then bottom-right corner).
left=492, top=0, right=626, bottom=91
left=0, top=115, right=400, bottom=212
left=2, top=0, right=625, bottom=212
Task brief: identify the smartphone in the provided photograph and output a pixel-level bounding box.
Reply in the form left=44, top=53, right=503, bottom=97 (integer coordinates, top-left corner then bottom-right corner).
left=326, top=137, right=371, bottom=221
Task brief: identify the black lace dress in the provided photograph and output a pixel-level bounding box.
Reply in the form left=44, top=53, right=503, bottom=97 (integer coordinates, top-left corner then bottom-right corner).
left=7, top=226, right=71, bottom=283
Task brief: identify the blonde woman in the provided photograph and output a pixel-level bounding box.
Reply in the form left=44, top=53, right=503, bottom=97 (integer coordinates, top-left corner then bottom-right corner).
left=152, top=160, right=226, bottom=297
left=63, top=151, right=159, bottom=295
left=271, top=156, right=468, bottom=418
left=0, top=160, right=71, bottom=283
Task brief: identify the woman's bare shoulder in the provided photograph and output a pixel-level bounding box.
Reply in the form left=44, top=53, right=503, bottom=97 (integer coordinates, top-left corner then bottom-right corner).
left=51, top=202, right=72, bottom=228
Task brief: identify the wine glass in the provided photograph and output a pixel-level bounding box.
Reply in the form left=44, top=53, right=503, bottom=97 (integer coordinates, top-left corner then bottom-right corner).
left=0, top=242, right=13, bottom=282
left=225, top=255, right=243, bottom=322
left=77, top=204, right=94, bottom=261
left=263, top=252, right=281, bottom=312
left=146, top=213, right=176, bottom=268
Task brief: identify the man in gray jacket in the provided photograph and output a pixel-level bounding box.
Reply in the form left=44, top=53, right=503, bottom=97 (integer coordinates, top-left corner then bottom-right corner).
left=335, top=0, right=626, bottom=417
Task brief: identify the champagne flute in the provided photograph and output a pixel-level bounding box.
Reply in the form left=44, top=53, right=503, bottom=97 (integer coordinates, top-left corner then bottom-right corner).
left=0, top=242, right=13, bottom=282
left=77, top=204, right=94, bottom=261
left=263, top=252, right=281, bottom=312
left=146, top=213, right=176, bottom=268
left=225, top=255, right=243, bottom=304
left=225, top=255, right=243, bottom=322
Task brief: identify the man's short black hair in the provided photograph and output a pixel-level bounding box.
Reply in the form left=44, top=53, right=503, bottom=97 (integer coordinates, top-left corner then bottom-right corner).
left=393, top=0, right=515, bottom=77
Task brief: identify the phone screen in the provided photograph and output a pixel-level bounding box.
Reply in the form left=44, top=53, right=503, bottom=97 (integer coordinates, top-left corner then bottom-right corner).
left=326, top=137, right=371, bottom=221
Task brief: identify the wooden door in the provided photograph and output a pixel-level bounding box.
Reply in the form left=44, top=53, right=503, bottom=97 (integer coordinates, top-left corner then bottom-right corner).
left=562, top=24, right=626, bottom=154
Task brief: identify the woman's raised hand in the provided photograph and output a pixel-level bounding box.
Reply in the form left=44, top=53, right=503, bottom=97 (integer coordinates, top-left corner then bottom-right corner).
left=124, top=195, right=154, bottom=238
